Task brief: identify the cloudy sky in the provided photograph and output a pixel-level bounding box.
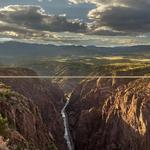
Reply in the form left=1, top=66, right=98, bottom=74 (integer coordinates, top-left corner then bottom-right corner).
left=0, top=0, right=150, bottom=46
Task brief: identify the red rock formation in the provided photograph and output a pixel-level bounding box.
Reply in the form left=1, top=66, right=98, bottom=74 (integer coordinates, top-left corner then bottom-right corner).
left=0, top=82, right=56, bottom=150
left=0, top=68, right=67, bottom=150
left=67, top=78, right=150, bottom=150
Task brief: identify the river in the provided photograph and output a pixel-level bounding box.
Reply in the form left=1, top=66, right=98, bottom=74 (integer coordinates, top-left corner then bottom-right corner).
left=61, top=97, right=74, bottom=150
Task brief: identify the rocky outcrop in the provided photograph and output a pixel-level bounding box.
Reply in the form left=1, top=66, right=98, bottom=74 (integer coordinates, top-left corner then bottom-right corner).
left=67, top=78, right=150, bottom=150
left=0, top=68, right=67, bottom=150
left=0, top=82, right=57, bottom=150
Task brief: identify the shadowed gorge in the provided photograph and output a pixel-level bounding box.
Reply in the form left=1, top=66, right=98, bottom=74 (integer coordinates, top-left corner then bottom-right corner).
left=0, top=68, right=150, bottom=149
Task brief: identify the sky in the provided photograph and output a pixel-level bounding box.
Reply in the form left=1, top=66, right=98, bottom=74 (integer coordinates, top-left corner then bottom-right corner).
left=0, top=0, right=150, bottom=47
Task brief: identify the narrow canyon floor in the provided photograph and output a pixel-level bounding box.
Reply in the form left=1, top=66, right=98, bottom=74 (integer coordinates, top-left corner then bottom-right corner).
left=0, top=68, right=150, bottom=150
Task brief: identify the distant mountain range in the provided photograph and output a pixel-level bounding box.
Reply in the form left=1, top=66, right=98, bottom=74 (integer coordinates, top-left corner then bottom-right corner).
left=0, top=41, right=150, bottom=57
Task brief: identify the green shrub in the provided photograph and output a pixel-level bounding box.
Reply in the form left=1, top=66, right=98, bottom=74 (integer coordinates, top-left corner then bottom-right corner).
left=0, top=114, right=9, bottom=137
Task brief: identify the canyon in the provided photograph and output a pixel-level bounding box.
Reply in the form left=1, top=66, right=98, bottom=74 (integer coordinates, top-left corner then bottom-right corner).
left=0, top=68, right=67, bottom=150
left=0, top=68, right=150, bottom=150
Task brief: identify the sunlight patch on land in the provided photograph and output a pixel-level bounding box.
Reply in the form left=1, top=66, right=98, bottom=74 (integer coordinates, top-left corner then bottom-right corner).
left=130, top=58, right=150, bottom=62
left=55, top=58, right=68, bottom=62
left=95, top=56, right=124, bottom=60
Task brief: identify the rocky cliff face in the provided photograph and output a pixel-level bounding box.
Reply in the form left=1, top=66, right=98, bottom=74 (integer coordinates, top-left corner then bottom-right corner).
left=67, top=78, right=150, bottom=150
left=0, top=82, right=56, bottom=150
left=1, top=67, right=150, bottom=150
left=0, top=68, right=67, bottom=150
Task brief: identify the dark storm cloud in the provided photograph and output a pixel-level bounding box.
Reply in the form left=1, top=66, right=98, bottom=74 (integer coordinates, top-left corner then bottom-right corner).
left=70, top=0, right=150, bottom=35
left=88, top=4, right=150, bottom=35
left=0, top=5, right=87, bottom=33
